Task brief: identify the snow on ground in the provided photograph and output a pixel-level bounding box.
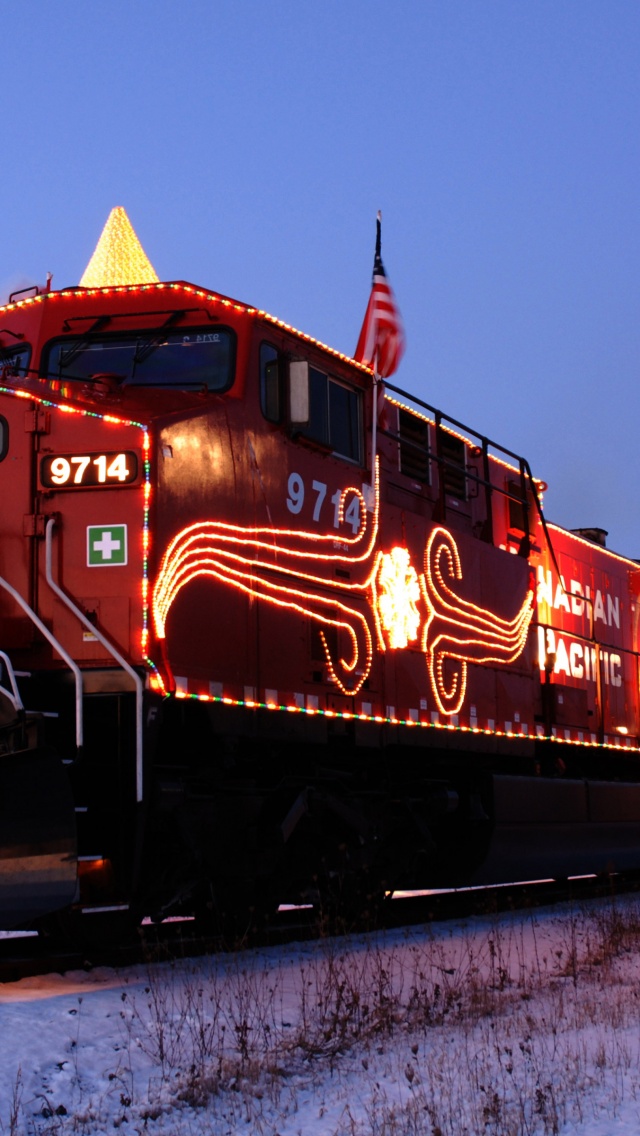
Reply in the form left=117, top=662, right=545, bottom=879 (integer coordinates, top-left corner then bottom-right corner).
left=2, top=897, right=640, bottom=1134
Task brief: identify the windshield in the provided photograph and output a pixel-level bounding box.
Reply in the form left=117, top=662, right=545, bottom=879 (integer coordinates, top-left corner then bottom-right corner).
left=42, top=329, right=234, bottom=392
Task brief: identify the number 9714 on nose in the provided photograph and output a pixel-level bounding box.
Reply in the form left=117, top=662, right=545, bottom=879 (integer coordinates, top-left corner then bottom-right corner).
left=40, top=450, right=139, bottom=489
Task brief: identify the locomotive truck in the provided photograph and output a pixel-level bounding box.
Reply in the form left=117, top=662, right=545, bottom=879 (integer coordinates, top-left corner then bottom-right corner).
left=1, top=210, right=640, bottom=936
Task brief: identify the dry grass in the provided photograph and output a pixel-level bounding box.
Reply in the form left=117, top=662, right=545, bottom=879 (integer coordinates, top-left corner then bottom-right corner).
left=6, top=896, right=640, bottom=1134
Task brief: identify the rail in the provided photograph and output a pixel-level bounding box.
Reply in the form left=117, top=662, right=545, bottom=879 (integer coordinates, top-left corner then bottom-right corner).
left=380, top=382, right=627, bottom=737
left=0, top=651, right=24, bottom=713
left=0, top=576, right=83, bottom=750
left=382, top=379, right=535, bottom=547
left=44, top=519, right=144, bottom=803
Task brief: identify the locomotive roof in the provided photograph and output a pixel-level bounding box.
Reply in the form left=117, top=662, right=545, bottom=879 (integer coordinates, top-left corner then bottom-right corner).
left=0, top=279, right=374, bottom=378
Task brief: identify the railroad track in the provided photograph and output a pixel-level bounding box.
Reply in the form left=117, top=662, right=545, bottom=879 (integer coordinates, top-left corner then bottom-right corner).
left=2, top=871, right=640, bottom=984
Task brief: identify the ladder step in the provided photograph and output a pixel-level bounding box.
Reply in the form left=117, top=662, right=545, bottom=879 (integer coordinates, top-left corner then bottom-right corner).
left=81, top=904, right=130, bottom=915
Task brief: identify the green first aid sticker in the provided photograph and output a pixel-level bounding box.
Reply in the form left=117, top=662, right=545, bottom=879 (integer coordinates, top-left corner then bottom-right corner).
left=87, top=524, right=128, bottom=566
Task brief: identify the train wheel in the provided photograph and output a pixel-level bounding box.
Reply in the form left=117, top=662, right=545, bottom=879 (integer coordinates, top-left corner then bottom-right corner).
left=309, top=854, right=388, bottom=936
left=195, top=878, right=276, bottom=948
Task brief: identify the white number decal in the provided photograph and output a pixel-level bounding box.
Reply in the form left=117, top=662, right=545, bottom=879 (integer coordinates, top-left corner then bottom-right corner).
left=70, top=456, right=91, bottom=484
left=286, top=472, right=304, bottom=514
left=286, top=475, right=362, bottom=533
left=107, top=453, right=130, bottom=482
left=50, top=457, right=71, bottom=485
left=93, top=455, right=107, bottom=483
left=344, top=495, right=362, bottom=535
left=311, top=480, right=327, bottom=521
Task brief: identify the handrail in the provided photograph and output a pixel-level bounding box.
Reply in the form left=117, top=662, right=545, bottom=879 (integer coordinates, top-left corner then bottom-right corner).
left=45, top=518, right=144, bottom=802
left=0, top=576, right=83, bottom=749
left=383, top=381, right=624, bottom=739
left=382, top=383, right=534, bottom=523
left=384, top=379, right=530, bottom=468
left=0, top=650, right=24, bottom=713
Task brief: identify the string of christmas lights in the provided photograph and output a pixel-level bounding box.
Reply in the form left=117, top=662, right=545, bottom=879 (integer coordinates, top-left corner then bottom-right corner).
left=421, top=527, right=535, bottom=715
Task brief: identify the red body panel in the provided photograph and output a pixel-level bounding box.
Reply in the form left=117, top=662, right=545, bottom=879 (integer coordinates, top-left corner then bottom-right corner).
left=532, top=525, right=640, bottom=743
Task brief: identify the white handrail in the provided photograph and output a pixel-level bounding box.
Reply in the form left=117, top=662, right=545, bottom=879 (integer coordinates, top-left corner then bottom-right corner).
left=0, top=650, right=24, bottom=713
left=45, top=518, right=144, bottom=802
left=0, top=576, right=83, bottom=748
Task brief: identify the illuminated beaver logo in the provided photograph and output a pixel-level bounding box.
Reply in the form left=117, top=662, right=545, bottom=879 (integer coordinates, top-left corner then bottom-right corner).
left=419, top=527, right=535, bottom=716
left=152, top=467, right=534, bottom=711
left=152, top=474, right=379, bottom=697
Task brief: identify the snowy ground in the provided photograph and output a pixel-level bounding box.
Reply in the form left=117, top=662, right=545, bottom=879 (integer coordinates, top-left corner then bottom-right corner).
left=3, top=897, right=640, bottom=1134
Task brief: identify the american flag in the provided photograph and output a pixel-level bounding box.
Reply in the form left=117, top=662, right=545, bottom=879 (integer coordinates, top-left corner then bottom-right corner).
left=354, top=212, right=405, bottom=378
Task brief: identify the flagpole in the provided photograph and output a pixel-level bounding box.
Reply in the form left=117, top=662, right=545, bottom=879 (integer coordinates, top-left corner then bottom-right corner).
left=371, top=362, right=379, bottom=477
left=353, top=208, right=404, bottom=483
left=370, top=212, right=382, bottom=477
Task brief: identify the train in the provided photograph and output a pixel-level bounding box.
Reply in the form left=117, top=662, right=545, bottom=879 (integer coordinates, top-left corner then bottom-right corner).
left=1, top=207, right=640, bottom=939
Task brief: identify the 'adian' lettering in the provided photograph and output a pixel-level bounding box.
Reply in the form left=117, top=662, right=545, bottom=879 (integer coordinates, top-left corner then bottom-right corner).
left=537, top=567, right=620, bottom=629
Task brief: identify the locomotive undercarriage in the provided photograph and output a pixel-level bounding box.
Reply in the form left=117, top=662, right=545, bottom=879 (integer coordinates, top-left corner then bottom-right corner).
left=144, top=699, right=496, bottom=933
left=4, top=665, right=640, bottom=938
left=148, top=700, right=640, bottom=926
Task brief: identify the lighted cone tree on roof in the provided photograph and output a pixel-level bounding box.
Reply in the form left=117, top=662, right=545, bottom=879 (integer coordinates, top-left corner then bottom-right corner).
left=80, top=206, right=159, bottom=288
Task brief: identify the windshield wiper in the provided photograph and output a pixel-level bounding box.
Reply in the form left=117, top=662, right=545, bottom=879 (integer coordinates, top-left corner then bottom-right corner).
left=58, top=316, right=111, bottom=370
left=132, top=310, right=187, bottom=370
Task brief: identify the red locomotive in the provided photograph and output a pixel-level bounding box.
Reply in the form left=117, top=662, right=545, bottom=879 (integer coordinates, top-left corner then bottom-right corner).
left=1, top=208, right=640, bottom=935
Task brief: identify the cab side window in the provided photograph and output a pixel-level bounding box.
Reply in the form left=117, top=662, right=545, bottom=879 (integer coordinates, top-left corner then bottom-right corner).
left=0, top=345, right=31, bottom=378
left=303, top=367, right=361, bottom=463
left=260, top=343, right=281, bottom=422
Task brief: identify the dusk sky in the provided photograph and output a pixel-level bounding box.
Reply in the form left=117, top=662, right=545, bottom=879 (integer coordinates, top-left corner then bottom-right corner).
left=3, top=2, right=640, bottom=555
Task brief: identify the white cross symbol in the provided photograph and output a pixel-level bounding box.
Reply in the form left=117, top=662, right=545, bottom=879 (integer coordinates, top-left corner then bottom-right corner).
left=93, top=531, right=121, bottom=560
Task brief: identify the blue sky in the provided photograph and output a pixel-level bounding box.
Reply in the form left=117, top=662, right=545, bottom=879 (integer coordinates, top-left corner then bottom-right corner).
left=3, top=1, right=640, bottom=554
